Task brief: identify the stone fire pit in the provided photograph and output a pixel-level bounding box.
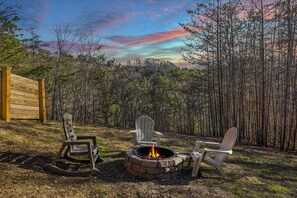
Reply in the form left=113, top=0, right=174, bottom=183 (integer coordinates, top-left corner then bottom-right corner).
left=124, top=145, right=186, bottom=179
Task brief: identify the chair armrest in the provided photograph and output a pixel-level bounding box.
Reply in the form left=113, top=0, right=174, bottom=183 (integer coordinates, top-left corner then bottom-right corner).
left=203, top=148, right=232, bottom=154
left=130, top=130, right=137, bottom=133
left=137, top=141, right=157, bottom=145
left=196, top=140, right=220, bottom=145
left=77, top=136, right=97, bottom=145
left=153, top=131, right=163, bottom=136
left=194, top=140, right=220, bottom=151
left=63, top=140, right=92, bottom=146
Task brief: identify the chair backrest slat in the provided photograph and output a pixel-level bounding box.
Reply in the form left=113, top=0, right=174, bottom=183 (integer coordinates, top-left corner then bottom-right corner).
left=214, top=127, right=237, bottom=164
left=135, top=116, right=155, bottom=142
left=63, top=113, right=77, bottom=141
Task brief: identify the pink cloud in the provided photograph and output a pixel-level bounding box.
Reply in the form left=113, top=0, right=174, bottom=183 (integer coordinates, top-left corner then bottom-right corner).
left=107, top=28, right=189, bottom=46
left=160, top=7, right=170, bottom=12
left=102, top=44, right=118, bottom=50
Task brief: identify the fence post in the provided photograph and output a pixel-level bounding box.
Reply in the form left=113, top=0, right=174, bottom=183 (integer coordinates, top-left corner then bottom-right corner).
left=1, top=67, right=11, bottom=122
left=38, top=79, right=46, bottom=124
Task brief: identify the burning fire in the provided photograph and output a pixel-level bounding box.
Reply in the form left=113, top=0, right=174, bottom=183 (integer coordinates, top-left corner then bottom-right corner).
left=147, top=144, right=161, bottom=159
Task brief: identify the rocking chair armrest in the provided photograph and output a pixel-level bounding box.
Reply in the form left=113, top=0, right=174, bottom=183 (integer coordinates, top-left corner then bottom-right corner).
left=153, top=131, right=163, bottom=136
left=203, top=148, right=233, bottom=154
left=63, top=140, right=92, bottom=146
left=77, top=136, right=97, bottom=145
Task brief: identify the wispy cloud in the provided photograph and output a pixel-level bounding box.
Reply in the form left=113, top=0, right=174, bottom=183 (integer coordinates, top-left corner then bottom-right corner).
left=17, top=0, right=50, bottom=29
left=43, top=41, right=117, bottom=52
left=106, top=28, right=189, bottom=46
left=76, top=11, right=129, bottom=33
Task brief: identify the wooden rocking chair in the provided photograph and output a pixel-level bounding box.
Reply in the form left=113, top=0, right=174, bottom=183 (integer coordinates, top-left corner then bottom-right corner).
left=189, top=127, right=238, bottom=178
left=46, top=113, right=102, bottom=176
left=130, top=116, right=163, bottom=146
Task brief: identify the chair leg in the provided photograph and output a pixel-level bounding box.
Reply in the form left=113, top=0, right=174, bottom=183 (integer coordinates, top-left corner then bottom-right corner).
left=191, top=151, right=206, bottom=177
left=216, top=165, right=227, bottom=178
left=63, top=146, right=70, bottom=158
left=87, top=145, right=96, bottom=169
left=157, top=136, right=160, bottom=146
left=191, top=158, right=200, bottom=177
left=132, top=133, right=137, bottom=145
left=52, top=143, right=67, bottom=165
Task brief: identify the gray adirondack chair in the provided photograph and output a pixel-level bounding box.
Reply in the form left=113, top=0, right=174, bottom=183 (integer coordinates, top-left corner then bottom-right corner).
left=46, top=113, right=101, bottom=176
left=189, top=127, right=238, bottom=178
left=130, top=116, right=163, bottom=146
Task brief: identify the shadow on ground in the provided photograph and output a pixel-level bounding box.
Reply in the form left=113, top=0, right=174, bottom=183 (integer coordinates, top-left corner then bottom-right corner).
left=0, top=151, right=52, bottom=173
left=0, top=151, right=201, bottom=185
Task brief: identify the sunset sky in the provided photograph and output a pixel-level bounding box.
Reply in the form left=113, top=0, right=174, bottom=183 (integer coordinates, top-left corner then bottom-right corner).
left=11, top=0, right=197, bottom=67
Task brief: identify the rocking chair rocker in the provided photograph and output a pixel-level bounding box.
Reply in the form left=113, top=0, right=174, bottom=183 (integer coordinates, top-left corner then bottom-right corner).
left=46, top=113, right=102, bottom=176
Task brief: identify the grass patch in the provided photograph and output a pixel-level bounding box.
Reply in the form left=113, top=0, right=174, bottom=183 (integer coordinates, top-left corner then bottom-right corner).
left=91, top=185, right=110, bottom=197
left=266, top=185, right=288, bottom=193
left=239, top=151, right=264, bottom=163
left=234, top=187, right=248, bottom=197
left=116, top=191, right=127, bottom=197
left=227, top=172, right=237, bottom=180
left=260, top=166, right=284, bottom=177
left=91, top=185, right=109, bottom=193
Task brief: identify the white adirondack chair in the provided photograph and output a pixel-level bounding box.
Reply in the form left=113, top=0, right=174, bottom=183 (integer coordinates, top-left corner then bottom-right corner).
left=189, top=127, right=238, bottom=178
left=130, top=116, right=163, bottom=146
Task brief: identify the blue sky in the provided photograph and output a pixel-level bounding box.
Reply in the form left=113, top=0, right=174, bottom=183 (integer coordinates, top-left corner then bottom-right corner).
left=11, top=0, right=197, bottom=66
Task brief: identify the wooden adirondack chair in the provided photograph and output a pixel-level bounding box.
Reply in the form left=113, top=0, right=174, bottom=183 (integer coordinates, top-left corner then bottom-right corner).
left=130, top=116, right=163, bottom=146
left=189, top=127, right=238, bottom=178
left=46, top=113, right=102, bottom=176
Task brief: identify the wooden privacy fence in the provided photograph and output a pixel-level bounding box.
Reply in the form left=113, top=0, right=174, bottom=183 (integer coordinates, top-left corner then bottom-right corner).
left=1, top=67, right=46, bottom=123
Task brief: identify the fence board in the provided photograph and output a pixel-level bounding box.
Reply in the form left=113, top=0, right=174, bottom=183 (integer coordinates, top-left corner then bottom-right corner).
left=10, top=109, right=39, bottom=119
left=11, top=84, right=39, bottom=95
left=11, top=104, right=39, bottom=111
left=11, top=92, right=39, bottom=102
left=10, top=74, right=39, bottom=120
left=1, top=68, right=45, bottom=122
left=11, top=88, right=39, bottom=98
left=11, top=98, right=39, bottom=107
left=11, top=74, right=38, bottom=85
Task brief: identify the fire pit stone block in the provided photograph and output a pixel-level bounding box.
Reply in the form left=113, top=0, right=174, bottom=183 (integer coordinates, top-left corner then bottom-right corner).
left=172, top=157, right=184, bottom=165
left=147, top=167, right=164, bottom=174
left=129, top=155, right=142, bottom=165
left=124, top=160, right=132, bottom=169
left=132, top=164, right=147, bottom=173
left=127, top=168, right=139, bottom=177
left=158, top=159, right=175, bottom=168
left=163, top=166, right=178, bottom=173
left=141, top=159, right=158, bottom=167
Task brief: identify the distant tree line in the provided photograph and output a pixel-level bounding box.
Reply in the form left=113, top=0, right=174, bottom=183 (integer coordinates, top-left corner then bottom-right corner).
left=181, top=0, right=297, bottom=150
left=0, top=0, right=296, bottom=151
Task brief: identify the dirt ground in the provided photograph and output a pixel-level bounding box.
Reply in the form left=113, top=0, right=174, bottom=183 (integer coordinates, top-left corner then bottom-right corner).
left=0, top=120, right=296, bottom=197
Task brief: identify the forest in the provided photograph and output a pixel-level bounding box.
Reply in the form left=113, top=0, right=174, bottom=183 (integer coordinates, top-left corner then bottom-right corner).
left=1, top=0, right=297, bottom=151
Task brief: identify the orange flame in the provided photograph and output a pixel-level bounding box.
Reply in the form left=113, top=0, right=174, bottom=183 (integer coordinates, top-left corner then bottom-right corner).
left=147, top=144, right=160, bottom=159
